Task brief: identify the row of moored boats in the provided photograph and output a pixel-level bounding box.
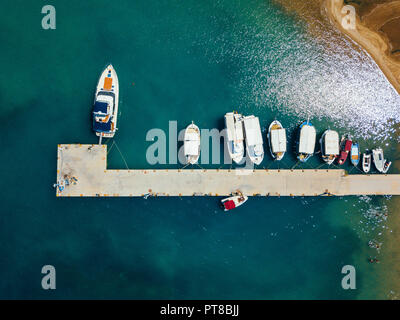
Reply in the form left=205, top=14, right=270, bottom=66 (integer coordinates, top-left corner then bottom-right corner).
left=184, top=112, right=391, bottom=174
left=88, top=66, right=391, bottom=174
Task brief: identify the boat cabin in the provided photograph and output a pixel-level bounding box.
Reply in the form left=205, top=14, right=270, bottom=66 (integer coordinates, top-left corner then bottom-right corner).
left=271, top=128, right=287, bottom=153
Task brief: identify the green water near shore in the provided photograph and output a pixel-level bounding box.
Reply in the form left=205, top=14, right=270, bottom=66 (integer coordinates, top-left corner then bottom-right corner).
left=0, top=0, right=399, bottom=299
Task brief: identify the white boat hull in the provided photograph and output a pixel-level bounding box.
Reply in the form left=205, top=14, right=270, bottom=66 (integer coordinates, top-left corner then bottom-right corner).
left=372, top=148, right=385, bottom=173
left=93, top=64, right=119, bottom=138
left=184, top=122, right=201, bottom=165
left=221, top=195, right=248, bottom=211
left=297, top=120, right=316, bottom=163
left=225, top=113, right=244, bottom=164
left=320, top=130, right=339, bottom=165
left=362, top=153, right=371, bottom=173
left=243, top=116, right=264, bottom=165
left=268, top=120, right=286, bottom=161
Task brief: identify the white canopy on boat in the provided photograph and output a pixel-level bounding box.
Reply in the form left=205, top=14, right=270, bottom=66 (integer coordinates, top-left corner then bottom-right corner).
left=234, top=120, right=244, bottom=141
left=299, top=125, right=316, bottom=154
left=324, top=131, right=339, bottom=155
left=225, top=113, right=235, bottom=141
left=185, top=140, right=199, bottom=156
left=244, top=116, right=263, bottom=146
left=271, top=129, right=287, bottom=153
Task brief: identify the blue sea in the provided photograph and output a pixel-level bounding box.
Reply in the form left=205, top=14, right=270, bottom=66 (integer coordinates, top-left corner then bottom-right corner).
left=1, top=0, right=400, bottom=299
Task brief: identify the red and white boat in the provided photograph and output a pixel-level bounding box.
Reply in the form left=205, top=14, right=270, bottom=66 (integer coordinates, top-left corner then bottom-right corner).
left=337, top=135, right=352, bottom=165
left=221, top=194, right=248, bottom=212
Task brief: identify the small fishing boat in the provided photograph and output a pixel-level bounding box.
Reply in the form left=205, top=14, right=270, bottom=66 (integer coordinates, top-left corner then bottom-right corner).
left=382, top=160, right=392, bottom=174
left=243, top=115, right=264, bottom=165
left=372, top=148, right=385, bottom=173
left=350, top=142, right=360, bottom=166
left=221, top=193, right=248, bottom=212
left=225, top=112, right=245, bottom=164
left=184, top=122, right=201, bottom=164
left=297, top=120, right=316, bottom=162
left=268, top=120, right=286, bottom=161
left=92, top=64, right=119, bottom=141
left=337, top=135, right=352, bottom=165
left=362, top=153, right=371, bottom=173
left=320, top=130, right=339, bottom=165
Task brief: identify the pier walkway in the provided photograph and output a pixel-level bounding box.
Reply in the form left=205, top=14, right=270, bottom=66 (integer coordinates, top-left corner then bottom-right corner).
left=56, top=144, right=400, bottom=197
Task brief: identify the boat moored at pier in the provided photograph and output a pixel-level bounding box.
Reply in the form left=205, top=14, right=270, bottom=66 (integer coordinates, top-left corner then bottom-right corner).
left=297, top=120, right=316, bottom=162
left=337, top=136, right=352, bottom=165
left=224, top=112, right=245, bottom=164
left=373, top=148, right=385, bottom=173
left=92, top=64, right=119, bottom=139
left=243, top=115, right=264, bottom=165
left=350, top=142, right=360, bottom=166
left=268, top=120, right=287, bottom=161
left=320, top=130, right=339, bottom=165
left=362, top=153, right=371, bottom=173
left=184, top=122, right=201, bottom=165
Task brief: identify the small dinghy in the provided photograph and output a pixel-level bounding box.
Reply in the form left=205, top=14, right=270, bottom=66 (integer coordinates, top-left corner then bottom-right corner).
left=382, top=160, right=392, bottom=174
left=337, top=135, right=352, bottom=165
left=362, top=153, right=371, bottom=173
left=268, top=120, right=287, bottom=161
left=350, top=142, right=360, bottom=166
left=221, top=192, right=248, bottom=212
left=184, top=121, right=201, bottom=164
left=372, top=148, right=385, bottom=173
left=320, top=130, right=339, bottom=165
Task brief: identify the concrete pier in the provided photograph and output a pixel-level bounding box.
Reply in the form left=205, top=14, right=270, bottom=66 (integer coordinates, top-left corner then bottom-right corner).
left=56, top=144, right=400, bottom=197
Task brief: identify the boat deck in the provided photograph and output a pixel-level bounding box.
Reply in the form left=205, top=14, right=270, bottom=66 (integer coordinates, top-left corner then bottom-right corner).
left=56, top=144, right=400, bottom=197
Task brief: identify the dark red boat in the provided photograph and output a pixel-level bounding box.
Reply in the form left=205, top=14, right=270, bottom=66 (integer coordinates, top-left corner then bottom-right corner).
left=337, top=136, right=352, bottom=165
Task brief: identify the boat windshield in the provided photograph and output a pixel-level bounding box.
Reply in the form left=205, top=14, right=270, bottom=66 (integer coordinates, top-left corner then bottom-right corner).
left=93, top=101, right=108, bottom=114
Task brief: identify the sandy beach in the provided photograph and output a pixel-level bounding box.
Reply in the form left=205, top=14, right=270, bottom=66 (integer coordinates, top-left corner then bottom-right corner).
left=323, top=0, right=400, bottom=95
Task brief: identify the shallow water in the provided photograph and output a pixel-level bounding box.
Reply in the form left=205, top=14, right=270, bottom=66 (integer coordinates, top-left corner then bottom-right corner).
left=0, top=0, right=399, bottom=299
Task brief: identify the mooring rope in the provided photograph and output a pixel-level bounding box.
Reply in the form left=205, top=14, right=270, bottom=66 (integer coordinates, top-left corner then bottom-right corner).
left=291, top=160, right=300, bottom=170
left=354, top=165, right=364, bottom=174
left=181, top=163, right=190, bottom=170
left=196, top=163, right=205, bottom=170
left=316, top=162, right=326, bottom=169
left=113, top=141, right=130, bottom=170
left=280, top=159, right=289, bottom=169
left=107, top=141, right=115, bottom=155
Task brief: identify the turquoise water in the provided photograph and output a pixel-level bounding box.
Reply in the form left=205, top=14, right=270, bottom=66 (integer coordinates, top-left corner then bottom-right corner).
left=1, top=0, right=399, bottom=299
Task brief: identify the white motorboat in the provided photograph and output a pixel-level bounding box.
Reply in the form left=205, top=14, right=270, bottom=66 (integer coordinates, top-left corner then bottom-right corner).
left=362, top=153, right=371, bottom=173
left=221, top=194, right=248, bottom=212
left=184, top=122, right=201, bottom=164
left=320, top=130, right=339, bottom=165
left=92, top=64, right=119, bottom=139
left=372, top=148, right=385, bottom=173
left=224, top=112, right=244, bottom=164
left=297, top=119, right=316, bottom=162
left=268, top=120, right=286, bottom=161
left=243, top=115, right=264, bottom=165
